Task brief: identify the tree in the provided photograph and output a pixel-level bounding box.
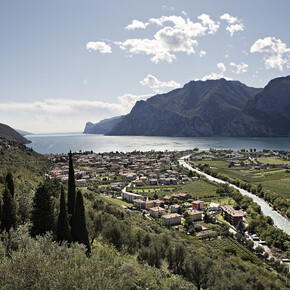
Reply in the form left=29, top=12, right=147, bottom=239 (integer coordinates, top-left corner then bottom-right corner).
left=31, top=183, right=55, bottom=237
left=56, top=186, right=72, bottom=243
left=183, top=255, right=214, bottom=290
left=72, top=190, right=91, bottom=254
left=5, top=172, right=15, bottom=198
left=0, top=187, right=17, bottom=232
left=67, top=151, right=76, bottom=226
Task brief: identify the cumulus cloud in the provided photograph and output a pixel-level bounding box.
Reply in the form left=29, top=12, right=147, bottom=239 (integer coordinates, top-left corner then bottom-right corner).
left=0, top=94, right=150, bottom=133
left=220, top=13, right=244, bottom=36
left=125, top=20, right=149, bottom=30
left=86, top=41, right=112, bottom=53
left=196, top=62, right=232, bottom=81
left=230, top=62, right=248, bottom=74
left=140, top=74, right=181, bottom=93
left=198, top=14, right=220, bottom=34
left=116, top=14, right=219, bottom=63
left=250, top=37, right=290, bottom=71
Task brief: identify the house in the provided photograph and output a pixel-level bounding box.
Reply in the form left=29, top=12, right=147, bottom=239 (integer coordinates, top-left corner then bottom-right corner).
left=192, top=200, right=205, bottom=210
left=149, top=207, right=166, bottom=218
left=187, top=209, right=202, bottom=221
left=209, top=203, right=221, bottom=211
left=177, top=193, right=188, bottom=200
left=163, top=195, right=172, bottom=202
left=221, top=205, right=245, bottom=226
left=149, top=179, right=158, bottom=185
left=122, top=191, right=142, bottom=202
left=162, top=213, right=182, bottom=226
left=170, top=204, right=181, bottom=213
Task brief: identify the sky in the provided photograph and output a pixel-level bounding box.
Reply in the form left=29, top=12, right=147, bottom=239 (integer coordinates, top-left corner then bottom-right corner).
left=0, top=0, right=289, bottom=133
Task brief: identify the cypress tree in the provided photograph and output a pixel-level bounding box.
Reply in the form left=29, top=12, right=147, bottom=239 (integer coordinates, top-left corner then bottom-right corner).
left=72, top=190, right=91, bottom=254
left=56, top=186, right=72, bottom=243
left=5, top=172, right=15, bottom=198
left=0, top=187, right=17, bottom=232
left=31, top=183, right=55, bottom=237
left=67, top=151, right=76, bottom=225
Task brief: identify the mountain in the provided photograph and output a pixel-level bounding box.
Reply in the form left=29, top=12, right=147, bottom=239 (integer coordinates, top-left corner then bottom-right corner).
left=15, top=129, right=33, bottom=136
left=84, top=115, right=125, bottom=134
left=107, top=79, right=262, bottom=137
left=0, top=123, right=31, bottom=144
left=222, top=76, right=290, bottom=137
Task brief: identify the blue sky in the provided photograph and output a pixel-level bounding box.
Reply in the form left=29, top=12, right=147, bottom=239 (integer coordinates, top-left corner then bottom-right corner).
left=0, top=0, right=289, bottom=133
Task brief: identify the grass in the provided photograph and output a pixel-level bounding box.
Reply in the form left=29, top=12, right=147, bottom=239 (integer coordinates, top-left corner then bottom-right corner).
left=131, top=179, right=219, bottom=200
left=100, top=194, right=132, bottom=207
left=257, top=157, right=290, bottom=165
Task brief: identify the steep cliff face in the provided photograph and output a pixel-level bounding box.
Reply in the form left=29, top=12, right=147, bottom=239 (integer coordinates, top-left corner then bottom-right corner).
left=0, top=123, right=31, bottom=144
left=222, top=76, right=290, bottom=137
left=84, top=116, right=125, bottom=134
left=107, top=79, right=262, bottom=136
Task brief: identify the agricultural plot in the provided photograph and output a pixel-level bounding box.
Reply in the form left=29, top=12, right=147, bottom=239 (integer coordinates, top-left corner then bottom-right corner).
left=193, top=160, right=290, bottom=199
left=205, top=237, right=262, bottom=265
left=257, top=157, right=290, bottom=165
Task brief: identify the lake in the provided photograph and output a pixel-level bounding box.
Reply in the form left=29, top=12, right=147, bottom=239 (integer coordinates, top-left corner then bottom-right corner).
left=26, top=133, right=290, bottom=154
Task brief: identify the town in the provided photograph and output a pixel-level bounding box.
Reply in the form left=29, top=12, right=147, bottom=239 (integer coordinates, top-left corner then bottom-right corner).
left=46, top=148, right=290, bottom=270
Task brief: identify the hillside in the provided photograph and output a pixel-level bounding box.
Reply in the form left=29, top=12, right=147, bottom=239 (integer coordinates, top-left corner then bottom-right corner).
left=84, top=115, right=125, bottom=134
left=106, top=79, right=262, bottom=137
left=0, top=123, right=31, bottom=144
left=222, top=76, right=290, bottom=137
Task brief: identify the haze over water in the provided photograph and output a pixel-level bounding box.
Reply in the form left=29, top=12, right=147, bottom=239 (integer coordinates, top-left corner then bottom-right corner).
left=26, top=133, right=290, bottom=154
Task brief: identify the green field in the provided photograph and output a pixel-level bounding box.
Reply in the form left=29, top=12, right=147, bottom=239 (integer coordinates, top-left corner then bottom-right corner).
left=205, top=237, right=262, bottom=265
left=193, top=160, right=290, bottom=199
left=131, top=179, right=219, bottom=200
left=257, top=157, right=290, bottom=165
left=100, top=194, right=132, bottom=207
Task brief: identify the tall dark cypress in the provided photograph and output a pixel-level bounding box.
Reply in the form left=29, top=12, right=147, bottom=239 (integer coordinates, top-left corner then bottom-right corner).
left=0, top=187, right=17, bottom=232
left=57, top=186, right=72, bottom=243
left=6, top=172, right=15, bottom=198
left=67, top=151, right=76, bottom=225
left=72, top=190, right=91, bottom=254
left=31, top=183, right=55, bottom=237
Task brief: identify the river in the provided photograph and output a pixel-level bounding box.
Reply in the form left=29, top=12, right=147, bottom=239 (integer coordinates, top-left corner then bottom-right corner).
left=178, top=156, right=290, bottom=235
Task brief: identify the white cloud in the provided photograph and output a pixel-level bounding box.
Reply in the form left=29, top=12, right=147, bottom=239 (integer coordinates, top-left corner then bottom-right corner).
left=125, top=20, right=149, bottom=30
left=230, top=62, right=248, bottom=74
left=217, top=62, right=226, bottom=73
left=140, top=74, right=181, bottom=93
left=116, top=14, right=219, bottom=63
left=220, top=13, right=244, bottom=36
left=0, top=95, right=150, bottom=133
left=220, top=13, right=238, bottom=24
left=86, top=41, right=112, bottom=53
left=198, top=14, right=220, bottom=34
left=181, top=11, right=187, bottom=17
left=250, top=37, right=290, bottom=71
left=199, top=50, right=206, bottom=57
left=226, top=23, right=244, bottom=36
left=83, top=80, right=88, bottom=86
left=196, top=62, right=232, bottom=81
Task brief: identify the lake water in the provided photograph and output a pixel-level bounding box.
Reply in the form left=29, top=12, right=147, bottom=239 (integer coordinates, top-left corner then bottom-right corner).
left=26, top=133, right=290, bottom=154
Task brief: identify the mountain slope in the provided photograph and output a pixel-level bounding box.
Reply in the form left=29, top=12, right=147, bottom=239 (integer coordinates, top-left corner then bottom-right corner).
left=84, top=116, right=125, bottom=134
left=107, top=79, right=262, bottom=137
left=0, top=123, right=31, bottom=144
left=222, top=76, right=290, bottom=137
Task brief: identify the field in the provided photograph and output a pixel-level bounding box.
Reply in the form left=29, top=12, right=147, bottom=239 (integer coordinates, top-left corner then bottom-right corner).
left=100, top=194, right=132, bottom=207
left=205, top=237, right=262, bottom=265
left=131, top=179, right=219, bottom=200
left=257, top=157, right=290, bottom=165
left=193, top=160, right=290, bottom=199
